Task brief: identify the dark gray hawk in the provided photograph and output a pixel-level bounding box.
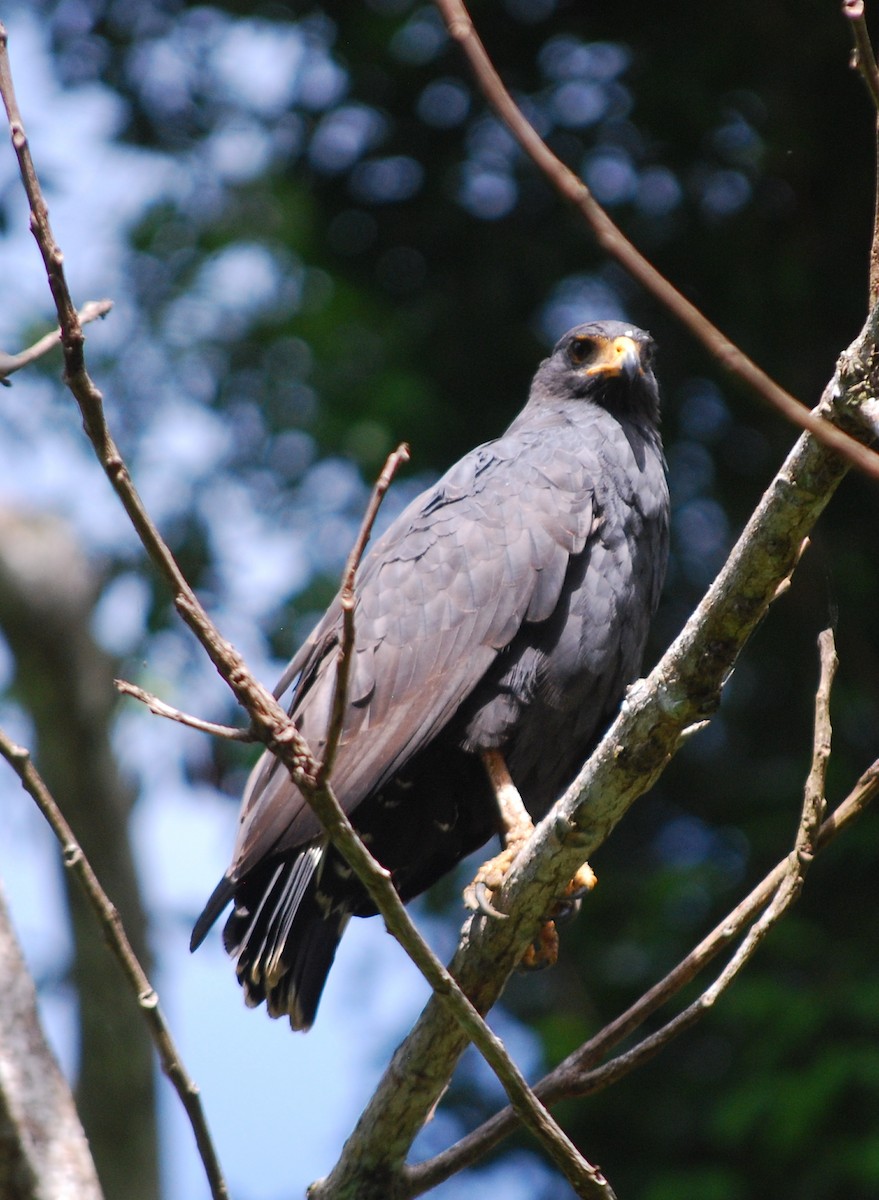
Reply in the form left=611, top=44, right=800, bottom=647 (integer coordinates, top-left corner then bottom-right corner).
left=192, top=320, right=670, bottom=1029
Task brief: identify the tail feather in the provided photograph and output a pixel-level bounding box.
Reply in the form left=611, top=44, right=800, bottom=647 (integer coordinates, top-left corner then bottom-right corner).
left=260, top=905, right=349, bottom=1028
left=190, top=876, right=235, bottom=952
left=261, top=846, right=323, bottom=985
left=195, top=845, right=347, bottom=1031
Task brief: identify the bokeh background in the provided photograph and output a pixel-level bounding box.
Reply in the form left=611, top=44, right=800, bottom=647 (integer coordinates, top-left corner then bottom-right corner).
left=1, top=2, right=878, bottom=1198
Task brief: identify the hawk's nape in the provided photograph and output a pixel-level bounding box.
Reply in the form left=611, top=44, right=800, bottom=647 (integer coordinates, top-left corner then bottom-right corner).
left=191, top=320, right=670, bottom=1030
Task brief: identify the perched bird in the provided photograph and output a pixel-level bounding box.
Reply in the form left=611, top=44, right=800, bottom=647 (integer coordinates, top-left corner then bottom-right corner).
left=192, top=320, right=670, bottom=1030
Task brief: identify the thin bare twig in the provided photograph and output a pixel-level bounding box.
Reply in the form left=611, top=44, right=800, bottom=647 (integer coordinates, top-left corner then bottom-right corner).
left=553, top=743, right=873, bottom=1102
left=433, top=0, right=879, bottom=481
left=114, top=678, right=255, bottom=741
left=845, top=0, right=879, bottom=109
left=798, top=629, right=837, bottom=859
left=0, top=298, right=112, bottom=383
left=566, top=629, right=838, bottom=1090
left=844, top=1, right=879, bottom=307
left=318, top=442, right=411, bottom=786
left=575, top=846, right=802, bottom=1097
left=0, top=729, right=231, bottom=1200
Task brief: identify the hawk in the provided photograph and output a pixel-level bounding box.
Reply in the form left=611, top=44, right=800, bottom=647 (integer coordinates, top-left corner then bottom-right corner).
left=192, top=320, right=670, bottom=1029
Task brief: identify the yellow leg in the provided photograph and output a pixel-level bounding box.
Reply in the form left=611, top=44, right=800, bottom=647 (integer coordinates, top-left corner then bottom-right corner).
left=463, top=749, right=597, bottom=917
left=463, top=750, right=598, bottom=969
left=463, top=749, right=534, bottom=917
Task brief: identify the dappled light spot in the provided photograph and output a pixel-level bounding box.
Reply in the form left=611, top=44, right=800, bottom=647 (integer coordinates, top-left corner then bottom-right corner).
left=389, top=7, right=447, bottom=65
left=342, top=419, right=394, bottom=468
left=677, top=380, right=732, bottom=443
left=551, top=80, right=610, bottom=128
left=290, top=48, right=348, bottom=113
left=636, top=165, right=683, bottom=217
left=457, top=165, right=517, bottom=219
left=350, top=155, right=425, bottom=204
left=695, top=167, right=752, bottom=221
left=667, top=441, right=716, bottom=505
left=208, top=21, right=311, bottom=117
left=307, top=456, right=368, bottom=514
left=206, top=118, right=275, bottom=184
left=711, top=111, right=765, bottom=169
left=309, top=104, right=387, bottom=174
left=674, top=498, right=730, bottom=585
left=129, top=37, right=196, bottom=120
left=538, top=273, right=626, bottom=343
left=655, top=814, right=718, bottom=869
left=417, top=79, right=471, bottom=129
left=583, top=147, right=639, bottom=206
left=267, top=430, right=316, bottom=483
left=162, top=243, right=295, bottom=343
left=539, top=35, right=631, bottom=83
left=653, top=814, right=749, bottom=889
left=92, top=573, right=152, bottom=655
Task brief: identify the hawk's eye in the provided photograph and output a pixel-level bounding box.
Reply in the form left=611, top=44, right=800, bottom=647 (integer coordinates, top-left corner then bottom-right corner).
left=568, top=337, right=594, bottom=366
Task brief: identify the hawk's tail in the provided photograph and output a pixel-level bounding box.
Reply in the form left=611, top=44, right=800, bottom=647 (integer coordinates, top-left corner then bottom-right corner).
left=191, top=846, right=348, bottom=1031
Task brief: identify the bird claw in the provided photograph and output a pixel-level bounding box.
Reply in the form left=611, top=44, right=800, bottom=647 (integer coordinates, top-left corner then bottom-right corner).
left=521, top=862, right=596, bottom=968
left=473, top=880, right=508, bottom=919
left=568, top=861, right=597, bottom=896
left=549, top=894, right=581, bottom=924
left=519, top=920, right=560, bottom=971
left=463, top=877, right=508, bottom=919
left=463, top=840, right=520, bottom=918
left=547, top=860, right=597, bottom=923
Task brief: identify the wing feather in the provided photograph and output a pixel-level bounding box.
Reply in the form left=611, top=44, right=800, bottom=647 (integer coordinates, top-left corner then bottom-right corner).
left=228, top=425, right=599, bottom=880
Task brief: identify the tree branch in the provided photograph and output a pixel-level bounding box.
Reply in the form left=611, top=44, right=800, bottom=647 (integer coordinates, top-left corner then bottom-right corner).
left=114, top=679, right=256, bottom=741
left=555, top=744, right=877, bottom=1099
left=844, top=0, right=879, bottom=109
left=318, top=442, right=410, bottom=786
left=433, top=0, right=879, bottom=481
left=799, top=629, right=837, bottom=855
left=0, top=730, right=230, bottom=1200
left=561, top=627, right=838, bottom=1090
left=0, top=882, right=105, bottom=1200
left=0, top=299, right=112, bottom=383
left=844, top=1, right=879, bottom=307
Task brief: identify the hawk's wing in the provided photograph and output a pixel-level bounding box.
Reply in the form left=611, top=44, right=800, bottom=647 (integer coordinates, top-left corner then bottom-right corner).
left=228, top=423, right=598, bottom=881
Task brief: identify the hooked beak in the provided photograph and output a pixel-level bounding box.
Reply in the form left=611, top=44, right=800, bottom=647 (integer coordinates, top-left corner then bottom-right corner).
left=584, top=334, right=643, bottom=380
